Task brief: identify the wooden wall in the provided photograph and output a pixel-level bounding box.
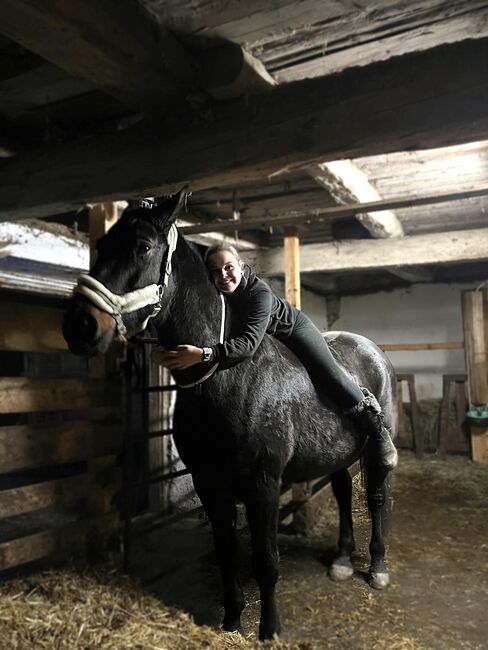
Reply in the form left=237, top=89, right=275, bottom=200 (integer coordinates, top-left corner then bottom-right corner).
left=0, top=301, right=122, bottom=573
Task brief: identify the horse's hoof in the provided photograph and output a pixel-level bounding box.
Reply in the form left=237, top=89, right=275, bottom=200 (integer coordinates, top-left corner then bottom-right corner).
left=329, top=560, right=354, bottom=581
left=369, top=571, right=390, bottom=589
left=222, top=618, right=243, bottom=634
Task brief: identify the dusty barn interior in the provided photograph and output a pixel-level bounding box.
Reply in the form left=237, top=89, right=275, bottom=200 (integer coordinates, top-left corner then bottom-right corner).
left=0, top=1, right=487, bottom=648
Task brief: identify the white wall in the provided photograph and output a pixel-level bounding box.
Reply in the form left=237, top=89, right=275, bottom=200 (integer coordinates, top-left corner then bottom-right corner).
left=269, top=278, right=470, bottom=400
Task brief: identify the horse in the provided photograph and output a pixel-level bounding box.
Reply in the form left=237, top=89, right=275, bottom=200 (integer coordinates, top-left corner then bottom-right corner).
left=63, top=192, right=397, bottom=640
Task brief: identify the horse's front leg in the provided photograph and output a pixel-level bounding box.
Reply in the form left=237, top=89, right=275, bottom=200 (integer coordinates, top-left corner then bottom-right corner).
left=329, top=467, right=356, bottom=581
left=364, top=448, right=391, bottom=590
left=192, top=475, right=245, bottom=632
left=244, top=475, right=281, bottom=641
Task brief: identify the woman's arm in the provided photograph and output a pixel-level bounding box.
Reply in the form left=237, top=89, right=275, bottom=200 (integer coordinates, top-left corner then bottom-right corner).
left=151, top=289, right=273, bottom=371
left=211, top=289, right=273, bottom=369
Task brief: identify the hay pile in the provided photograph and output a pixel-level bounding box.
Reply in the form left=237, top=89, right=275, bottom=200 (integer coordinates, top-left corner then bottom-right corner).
left=0, top=569, right=316, bottom=650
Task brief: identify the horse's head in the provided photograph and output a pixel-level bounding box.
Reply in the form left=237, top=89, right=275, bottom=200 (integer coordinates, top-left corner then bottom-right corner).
left=63, top=191, right=186, bottom=356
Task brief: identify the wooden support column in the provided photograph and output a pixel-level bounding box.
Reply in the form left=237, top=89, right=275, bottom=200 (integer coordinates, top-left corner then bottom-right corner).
left=462, top=290, right=488, bottom=463
left=284, top=228, right=301, bottom=310
left=87, top=203, right=122, bottom=554
left=284, top=228, right=314, bottom=531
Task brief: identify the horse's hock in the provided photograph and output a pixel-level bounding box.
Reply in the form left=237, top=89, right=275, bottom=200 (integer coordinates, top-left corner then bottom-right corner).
left=0, top=299, right=123, bottom=574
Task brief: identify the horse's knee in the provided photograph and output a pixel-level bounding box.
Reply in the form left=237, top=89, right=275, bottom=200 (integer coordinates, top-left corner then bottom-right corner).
left=367, top=489, right=385, bottom=509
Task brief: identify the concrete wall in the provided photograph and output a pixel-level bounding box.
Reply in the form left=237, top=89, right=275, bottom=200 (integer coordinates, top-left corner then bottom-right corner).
left=270, top=278, right=469, bottom=400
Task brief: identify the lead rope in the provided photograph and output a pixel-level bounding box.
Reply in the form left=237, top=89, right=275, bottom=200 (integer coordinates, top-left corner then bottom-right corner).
left=176, top=293, right=226, bottom=389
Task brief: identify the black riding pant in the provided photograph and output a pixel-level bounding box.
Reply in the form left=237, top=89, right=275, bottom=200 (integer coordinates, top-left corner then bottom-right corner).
left=279, top=310, right=363, bottom=410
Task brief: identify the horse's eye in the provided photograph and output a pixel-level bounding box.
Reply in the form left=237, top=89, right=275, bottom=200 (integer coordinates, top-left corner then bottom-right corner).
left=137, top=243, right=151, bottom=256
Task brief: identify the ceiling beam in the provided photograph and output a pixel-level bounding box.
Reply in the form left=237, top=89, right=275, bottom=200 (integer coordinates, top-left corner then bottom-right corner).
left=0, top=0, right=274, bottom=116
left=305, top=160, right=404, bottom=238
left=1, top=39, right=488, bottom=219
left=179, top=187, right=488, bottom=235
left=245, top=228, right=488, bottom=276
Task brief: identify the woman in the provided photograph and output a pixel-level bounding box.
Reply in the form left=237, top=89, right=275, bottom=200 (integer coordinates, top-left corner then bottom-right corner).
left=152, top=244, right=397, bottom=470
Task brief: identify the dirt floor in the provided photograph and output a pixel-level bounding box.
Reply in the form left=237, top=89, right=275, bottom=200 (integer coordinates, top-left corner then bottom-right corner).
left=133, top=452, right=488, bottom=649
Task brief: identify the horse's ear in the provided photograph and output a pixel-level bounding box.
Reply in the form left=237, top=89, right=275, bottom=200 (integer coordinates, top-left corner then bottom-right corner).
left=153, top=189, right=188, bottom=231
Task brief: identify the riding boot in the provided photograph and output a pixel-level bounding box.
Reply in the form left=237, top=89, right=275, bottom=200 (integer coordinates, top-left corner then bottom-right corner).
left=345, top=387, right=398, bottom=471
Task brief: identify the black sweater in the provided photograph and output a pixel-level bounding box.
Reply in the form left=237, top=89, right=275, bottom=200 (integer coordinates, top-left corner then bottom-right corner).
left=211, top=266, right=297, bottom=370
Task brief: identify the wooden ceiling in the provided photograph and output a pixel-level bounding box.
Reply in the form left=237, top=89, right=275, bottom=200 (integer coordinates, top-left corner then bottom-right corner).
left=1, top=0, right=488, bottom=295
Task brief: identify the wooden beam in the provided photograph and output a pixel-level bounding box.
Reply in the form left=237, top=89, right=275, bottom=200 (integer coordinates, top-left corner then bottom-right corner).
left=0, top=377, right=120, bottom=414
left=245, top=228, right=488, bottom=276
left=0, top=303, right=66, bottom=352
left=0, top=1, right=274, bottom=117
left=0, top=0, right=201, bottom=114
left=0, top=420, right=121, bottom=473
left=2, top=39, right=488, bottom=218
left=284, top=228, right=301, bottom=309
left=0, top=221, right=88, bottom=267
left=306, top=160, right=404, bottom=238
left=380, top=342, right=464, bottom=352
left=180, top=187, right=488, bottom=235
left=462, top=290, right=488, bottom=463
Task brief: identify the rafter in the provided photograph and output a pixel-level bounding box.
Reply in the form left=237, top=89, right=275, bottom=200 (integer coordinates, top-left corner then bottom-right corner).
left=245, top=228, right=488, bottom=276
left=306, top=160, right=404, bottom=238
left=1, top=39, right=488, bottom=219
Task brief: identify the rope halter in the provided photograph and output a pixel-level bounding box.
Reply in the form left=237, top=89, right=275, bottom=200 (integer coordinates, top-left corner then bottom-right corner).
left=74, top=224, right=178, bottom=338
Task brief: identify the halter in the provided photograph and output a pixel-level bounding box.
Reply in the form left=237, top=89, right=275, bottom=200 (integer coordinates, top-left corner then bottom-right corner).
left=74, top=224, right=179, bottom=338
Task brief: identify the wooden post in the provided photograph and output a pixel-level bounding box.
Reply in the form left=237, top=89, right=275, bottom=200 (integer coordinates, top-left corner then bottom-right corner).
left=284, top=228, right=301, bottom=310
left=284, top=228, right=314, bottom=531
left=462, top=290, right=488, bottom=463
left=87, top=203, right=122, bottom=555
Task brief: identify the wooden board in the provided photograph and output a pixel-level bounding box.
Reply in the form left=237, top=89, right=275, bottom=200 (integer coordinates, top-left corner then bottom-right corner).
left=0, top=420, right=122, bottom=473
left=0, top=474, right=88, bottom=519
left=0, top=302, right=66, bottom=352
left=0, top=377, right=120, bottom=414
left=0, top=511, right=118, bottom=571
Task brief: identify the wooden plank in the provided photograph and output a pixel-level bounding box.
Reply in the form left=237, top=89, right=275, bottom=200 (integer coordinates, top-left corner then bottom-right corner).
left=0, top=511, right=118, bottom=571
left=471, top=426, right=488, bottom=464
left=462, top=290, right=488, bottom=463
left=0, top=420, right=122, bottom=474
left=462, top=291, right=488, bottom=406
left=305, top=160, right=404, bottom=239
left=182, top=187, right=488, bottom=235
left=380, top=342, right=464, bottom=352
left=0, top=302, right=66, bottom=352
left=248, top=228, right=488, bottom=276
left=0, top=475, right=88, bottom=519
left=2, top=38, right=488, bottom=219
left=0, top=377, right=120, bottom=414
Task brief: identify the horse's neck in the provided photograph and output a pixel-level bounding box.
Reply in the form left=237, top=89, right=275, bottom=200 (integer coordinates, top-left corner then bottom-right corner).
left=157, top=239, right=221, bottom=347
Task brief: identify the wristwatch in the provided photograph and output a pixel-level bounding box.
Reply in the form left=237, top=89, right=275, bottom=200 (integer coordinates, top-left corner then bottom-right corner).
left=201, top=347, right=213, bottom=363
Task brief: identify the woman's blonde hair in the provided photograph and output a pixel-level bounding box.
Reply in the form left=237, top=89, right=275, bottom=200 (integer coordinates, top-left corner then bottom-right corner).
left=204, top=243, right=243, bottom=268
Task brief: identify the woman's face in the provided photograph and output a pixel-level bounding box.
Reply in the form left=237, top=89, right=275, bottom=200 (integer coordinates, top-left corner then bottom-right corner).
left=207, top=250, right=243, bottom=294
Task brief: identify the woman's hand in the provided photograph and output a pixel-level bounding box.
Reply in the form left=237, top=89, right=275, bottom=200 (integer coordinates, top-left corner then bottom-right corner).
left=151, top=345, right=203, bottom=370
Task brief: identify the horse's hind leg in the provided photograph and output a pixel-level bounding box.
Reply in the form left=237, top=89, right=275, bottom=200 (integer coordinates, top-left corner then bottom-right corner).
left=329, top=467, right=355, bottom=582
left=364, top=451, right=391, bottom=590
left=244, top=476, right=281, bottom=641
left=193, top=476, right=245, bottom=632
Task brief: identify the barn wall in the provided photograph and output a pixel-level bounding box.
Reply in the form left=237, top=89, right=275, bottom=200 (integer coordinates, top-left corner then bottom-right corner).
left=269, top=279, right=468, bottom=400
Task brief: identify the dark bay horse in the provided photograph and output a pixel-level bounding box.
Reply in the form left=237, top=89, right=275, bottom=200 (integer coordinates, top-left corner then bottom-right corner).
left=63, top=193, right=397, bottom=640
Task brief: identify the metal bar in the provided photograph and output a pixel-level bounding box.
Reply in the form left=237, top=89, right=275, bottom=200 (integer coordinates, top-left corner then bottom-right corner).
left=134, top=505, right=206, bottom=538
left=122, top=348, right=135, bottom=573
left=131, top=467, right=190, bottom=489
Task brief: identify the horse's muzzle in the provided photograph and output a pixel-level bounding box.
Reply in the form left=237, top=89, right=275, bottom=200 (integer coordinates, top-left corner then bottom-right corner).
left=63, top=301, right=115, bottom=357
